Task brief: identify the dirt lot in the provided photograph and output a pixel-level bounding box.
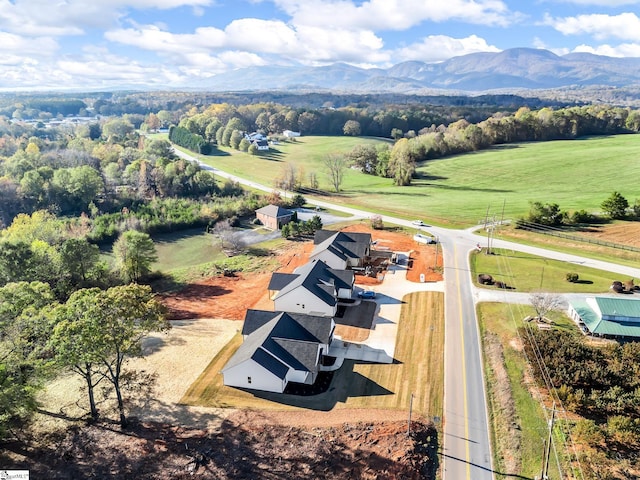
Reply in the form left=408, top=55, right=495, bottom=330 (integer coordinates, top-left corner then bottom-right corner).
left=8, top=417, right=438, bottom=480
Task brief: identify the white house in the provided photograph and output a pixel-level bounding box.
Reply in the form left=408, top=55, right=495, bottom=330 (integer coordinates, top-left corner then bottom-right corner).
left=268, top=260, right=354, bottom=317
left=221, top=310, right=335, bottom=393
left=252, top=139, right=269, bottom=151
left=282, top=130, right=301, bottom=138
left=310, top=230, right=372, bottom=270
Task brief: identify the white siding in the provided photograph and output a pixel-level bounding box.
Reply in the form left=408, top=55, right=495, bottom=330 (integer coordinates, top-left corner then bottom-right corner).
left=274, top=287, right=336, bottom=317
left=337, top=287, right=352, bottom=299
left=309, top=250, right=347, bottom=270
left=222, top=359, right=287, bottom=393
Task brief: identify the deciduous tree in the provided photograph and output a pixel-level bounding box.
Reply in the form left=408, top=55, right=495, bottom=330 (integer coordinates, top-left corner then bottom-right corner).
left=323, top=154, right=347, bottom=192
left=113, top=231, right=157, bottom=283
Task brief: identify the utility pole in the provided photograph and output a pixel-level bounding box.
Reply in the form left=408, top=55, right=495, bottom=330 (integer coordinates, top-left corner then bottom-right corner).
left=407, top=393, right=414, bottom=436
left=541, top=402, right=556, bottom=480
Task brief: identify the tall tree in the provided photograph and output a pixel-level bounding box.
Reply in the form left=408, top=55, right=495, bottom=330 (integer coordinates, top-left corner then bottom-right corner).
left=388, top=138, right=415, bottom=186
left=50, top=285, right=168, bottom=427
left=343, top=120, right=361, bottom=136
left=323, top=153, right=347, bottom=192
left=601, top=191, right=629, bottom=219
left=113, top=231, right=157, bottom=283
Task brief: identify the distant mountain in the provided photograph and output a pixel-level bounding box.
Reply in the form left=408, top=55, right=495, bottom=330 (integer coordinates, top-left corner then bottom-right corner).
left=198, top=48, right=640, bottom=93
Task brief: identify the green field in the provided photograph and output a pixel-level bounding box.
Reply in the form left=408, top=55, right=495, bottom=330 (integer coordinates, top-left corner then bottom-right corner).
left=470, top=248, right=623, bottom=293
left=193, top=134, right=640, bottom=227
left=151, top=228, right=224, bottom=272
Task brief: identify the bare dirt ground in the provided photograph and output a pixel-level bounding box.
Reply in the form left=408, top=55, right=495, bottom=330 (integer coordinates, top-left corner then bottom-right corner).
left=10, top=417, right=438, bottom=480
left=7, top=225, right=443, bottom=479
left=576, top=221, right=640, bottom=248
left=160, top=224, right=443, bottom=322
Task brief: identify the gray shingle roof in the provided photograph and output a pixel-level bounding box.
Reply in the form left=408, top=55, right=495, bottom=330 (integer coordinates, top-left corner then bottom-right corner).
left=225, top=310, right=334, bottom=378
left=273, top=260, right=354, bottom=307
left=255, top=204, right=293, bottom=218
left=311, top=230, right=371, bottom=261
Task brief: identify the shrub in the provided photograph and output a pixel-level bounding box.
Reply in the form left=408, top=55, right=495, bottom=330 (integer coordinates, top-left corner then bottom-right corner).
left=566, top=272, right=579, bottom=283
left=370, top=214, right=384, bottom=230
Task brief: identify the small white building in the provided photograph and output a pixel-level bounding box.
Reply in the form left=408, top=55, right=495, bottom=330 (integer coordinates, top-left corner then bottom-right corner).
left=282, top=130, right=301, bottom=138
left=221, top=310, right=335, bottom=393
left=268, top=260, right=354, bottom=317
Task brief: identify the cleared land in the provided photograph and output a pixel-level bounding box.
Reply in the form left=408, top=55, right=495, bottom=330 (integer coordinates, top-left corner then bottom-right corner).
left=470, top=247, right=626, bottom=293
left=195, top=134, right=640, bottom=226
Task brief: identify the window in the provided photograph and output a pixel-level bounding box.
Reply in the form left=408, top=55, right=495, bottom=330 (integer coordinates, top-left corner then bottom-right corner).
left=247, top=376, right=252, bottom=384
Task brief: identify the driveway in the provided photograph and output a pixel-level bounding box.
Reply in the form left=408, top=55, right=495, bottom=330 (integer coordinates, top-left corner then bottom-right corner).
left=329, top=252, right=444, bottom=364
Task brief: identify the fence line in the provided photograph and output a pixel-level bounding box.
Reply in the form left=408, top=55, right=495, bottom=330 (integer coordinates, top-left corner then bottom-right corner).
left=514, top=221, right=640, bottom=253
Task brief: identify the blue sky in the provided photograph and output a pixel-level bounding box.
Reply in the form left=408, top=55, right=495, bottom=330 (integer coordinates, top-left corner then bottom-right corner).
left=1, top=0, right=639, bottom=90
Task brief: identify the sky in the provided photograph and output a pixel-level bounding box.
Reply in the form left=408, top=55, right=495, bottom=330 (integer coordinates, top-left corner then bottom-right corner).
left=1, top=0, right=640, bottom=91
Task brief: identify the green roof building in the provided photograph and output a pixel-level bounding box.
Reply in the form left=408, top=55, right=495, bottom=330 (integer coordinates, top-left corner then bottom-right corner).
left=568, top=296, right=640, bottom=338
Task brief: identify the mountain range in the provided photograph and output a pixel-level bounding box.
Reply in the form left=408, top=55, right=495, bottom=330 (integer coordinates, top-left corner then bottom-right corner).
left=197, top=48, right=640, bottom=94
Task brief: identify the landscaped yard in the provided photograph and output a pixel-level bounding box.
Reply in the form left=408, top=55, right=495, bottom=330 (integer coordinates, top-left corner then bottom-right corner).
left=180, top=291, right=444, bottom=421
left=470, top=248, right=624, bottom=293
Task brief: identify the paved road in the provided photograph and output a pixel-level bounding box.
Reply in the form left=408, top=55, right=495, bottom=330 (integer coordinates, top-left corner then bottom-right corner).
left=175, top=146, right=640, bottom=479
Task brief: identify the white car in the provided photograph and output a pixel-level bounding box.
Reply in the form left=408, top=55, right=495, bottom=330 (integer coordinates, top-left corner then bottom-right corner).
left=412, top=220, right=426, bottom=226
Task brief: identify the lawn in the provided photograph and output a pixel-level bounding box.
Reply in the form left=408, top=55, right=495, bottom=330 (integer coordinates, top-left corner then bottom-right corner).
left=192, top=134, right=640, bottom=227
left=180, top=291, right=444, bottom=420
left=470, top=248, right=622, bottom=293
left=151, top=228, right=225, bottom=272
left=478, top=302, right=572, bottom=479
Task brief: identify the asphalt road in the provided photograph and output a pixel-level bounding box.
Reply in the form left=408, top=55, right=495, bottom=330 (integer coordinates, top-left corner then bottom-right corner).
left=174, top=146, right=640, bottom=479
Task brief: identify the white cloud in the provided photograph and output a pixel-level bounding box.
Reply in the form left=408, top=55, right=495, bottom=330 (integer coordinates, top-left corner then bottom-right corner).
left=0, top=32, right=58, bottom=56
left=105, top=20, right=389, bottom=66
left=270, top=0, right=515, bottom=30
left=556, top=0, right=640, bottom=5
left=572, top=42, right=640, bottom=57
left=394, top=35, right=500, bottom=63
left=546, top=12, right=640, bottom=41
left=0, top=0, right=213, bottom=37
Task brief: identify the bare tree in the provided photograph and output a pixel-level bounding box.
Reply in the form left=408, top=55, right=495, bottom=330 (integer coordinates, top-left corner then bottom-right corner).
left=323, top=153, right=347, bottom=192
left=529, top=292, right=564, bottom=322
left=211, top=219, right=246, bottom=254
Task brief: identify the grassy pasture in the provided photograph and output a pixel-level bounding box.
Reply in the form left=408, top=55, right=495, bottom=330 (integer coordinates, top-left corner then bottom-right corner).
left=470, top=248, right=621, bottom=293
left=180, top=291, right=444, bottom=420
left=196, top=134, right=640, bottom=227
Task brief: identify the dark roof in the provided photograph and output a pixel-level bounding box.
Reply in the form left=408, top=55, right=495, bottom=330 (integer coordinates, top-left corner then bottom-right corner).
left=251, top=347, right=290, bottom=379
left=268, top=272, right=298, bottom=291
left=273, top=260, right=354, bottom=307
left=312, top=231, right=371, bottom=261
left=243, top=309, right=334, bottom=344
left=255, top=204, right=293, bottom=218
left=225, top=310, right=334, bottom=378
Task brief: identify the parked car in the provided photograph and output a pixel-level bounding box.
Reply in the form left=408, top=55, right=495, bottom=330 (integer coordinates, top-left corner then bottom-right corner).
left=412, top=220, right=426, bottom=226
left=358, top=290, right=376, bottom=299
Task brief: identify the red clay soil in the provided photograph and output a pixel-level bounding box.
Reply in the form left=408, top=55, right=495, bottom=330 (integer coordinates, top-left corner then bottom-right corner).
left=160, top=225, right=442, bottom=320
left=13, top=417, right=438, bottom=480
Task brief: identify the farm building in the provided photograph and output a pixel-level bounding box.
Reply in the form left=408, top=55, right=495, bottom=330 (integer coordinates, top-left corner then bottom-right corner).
left=310, top=230, right=372, bottom=270
left=568, top=296, right=640, bottom=338
left=282, top=130, right=301, bottom=138
left=255, top=204, right=294, bottom=230
left=268, top=259, right=355, bottom=317
left=221, top=309, right=335, bottom=393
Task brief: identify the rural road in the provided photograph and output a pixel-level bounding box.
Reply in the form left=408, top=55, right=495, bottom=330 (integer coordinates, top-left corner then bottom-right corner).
left=174, top=146, right=640, bottom=479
